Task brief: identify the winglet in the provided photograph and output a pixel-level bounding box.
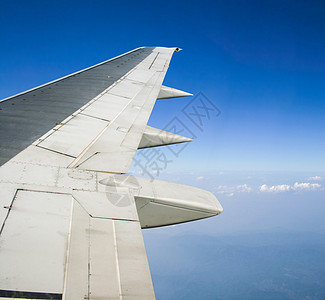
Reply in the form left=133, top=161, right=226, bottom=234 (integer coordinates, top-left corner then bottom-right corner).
left=138, top=125, right=193, bottom=149
left=157, top=85, right=193, bottom=100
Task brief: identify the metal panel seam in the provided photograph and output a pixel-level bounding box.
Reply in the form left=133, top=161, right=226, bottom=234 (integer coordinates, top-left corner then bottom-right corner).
left=148, top=53, right=159, bottom=69
left=62, top=198, right=74, bottom=300
left=35, top=145, right=77, bottom=159
left=0, top=189, right=19, bottom=235
left=112, top=220, right=123, bottom=300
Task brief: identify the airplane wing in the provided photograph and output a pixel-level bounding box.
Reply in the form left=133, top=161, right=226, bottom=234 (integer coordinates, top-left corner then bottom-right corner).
left=0, top=47, right=223, bottom=299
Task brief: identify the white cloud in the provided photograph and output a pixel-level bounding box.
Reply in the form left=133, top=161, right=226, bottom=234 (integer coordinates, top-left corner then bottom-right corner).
left=237, top=184, right=252, bottom=192
left=196, top=176, right=204, bottom=180
left=216, top=191, right=234, bottom=197
left=260, top=184, right=291, bottom=193
left=216, top=185, right=228, bottom=190
left=215, top=185, right=235, bottom=197
left=260, top=182, right=322, bottom=193
left=308, top=176, right=323, bottom=181
left=215, top=184, right=252, bottom=196
left=292, top=182, right=321, bottom=191
left=215, top=180, right=323, bottom=196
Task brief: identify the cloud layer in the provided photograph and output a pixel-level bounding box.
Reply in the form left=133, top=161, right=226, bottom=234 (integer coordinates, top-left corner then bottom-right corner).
left=214, top=179, right=323, bottom=197
left=260, top=184, right=290, bottom=193
left=260, top=182, right=322, bottom=193
left=308, top=176, right=323, bottom=181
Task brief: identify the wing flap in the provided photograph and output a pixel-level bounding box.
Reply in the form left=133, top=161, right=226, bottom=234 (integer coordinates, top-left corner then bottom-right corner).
left=114, top=220, right=155, bottom=300
left=0, top=190, right=72, bottom=295
left=63, top=195, right=155, bottom=300
left=0, top=184, right=155, bottom=299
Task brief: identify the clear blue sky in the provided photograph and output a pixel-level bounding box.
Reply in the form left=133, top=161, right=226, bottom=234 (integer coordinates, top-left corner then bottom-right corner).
left=1, top=1, right=325, bottom=299
left=1, top=0, right=324, bottom=172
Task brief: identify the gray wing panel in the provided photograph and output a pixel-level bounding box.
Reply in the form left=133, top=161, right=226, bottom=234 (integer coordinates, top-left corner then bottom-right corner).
left=0, top=47, right=154, bottom=166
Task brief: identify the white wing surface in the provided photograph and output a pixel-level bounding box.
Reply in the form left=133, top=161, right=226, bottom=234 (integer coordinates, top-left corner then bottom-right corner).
left=0, top=47, right=223, bottom=299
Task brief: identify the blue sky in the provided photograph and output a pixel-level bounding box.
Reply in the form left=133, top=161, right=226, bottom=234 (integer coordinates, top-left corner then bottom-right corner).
left=1, top=0, right=325, bottom=172
left=1, top=1, right=325, bottom=298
